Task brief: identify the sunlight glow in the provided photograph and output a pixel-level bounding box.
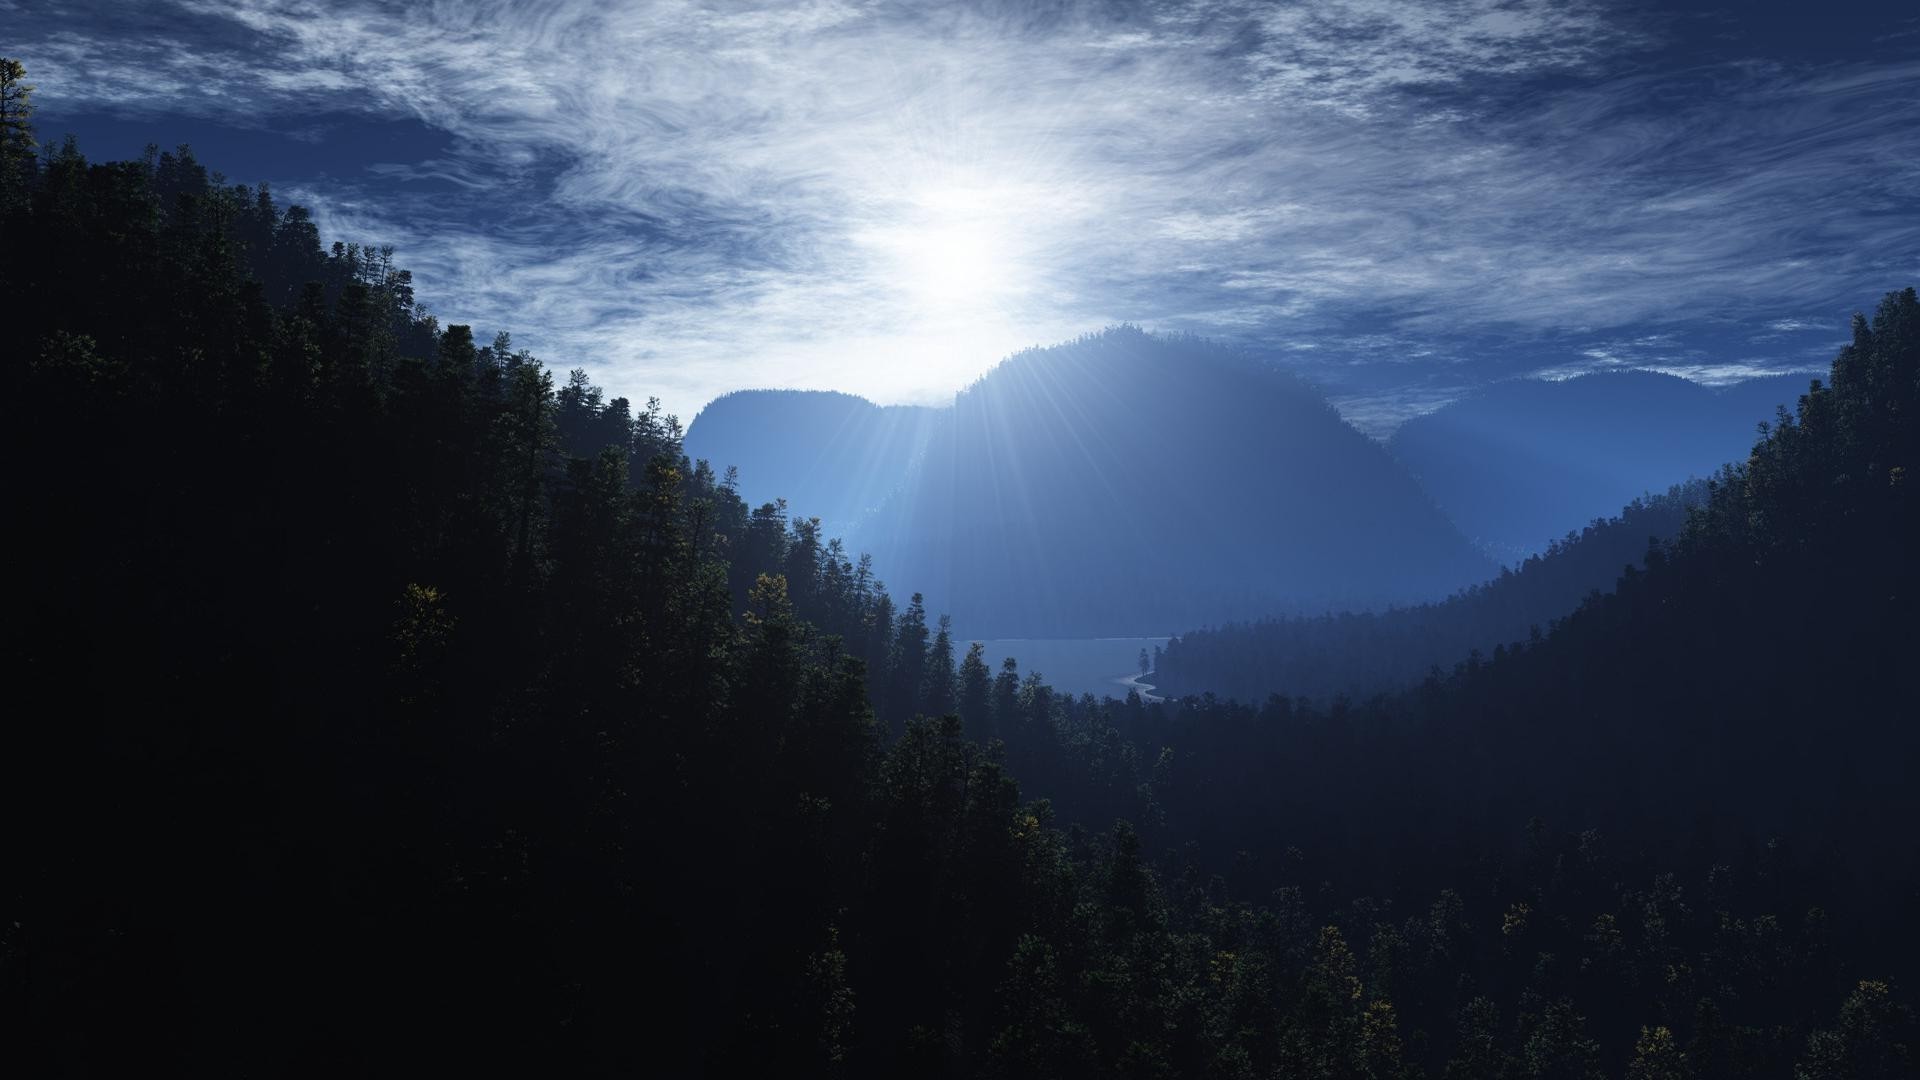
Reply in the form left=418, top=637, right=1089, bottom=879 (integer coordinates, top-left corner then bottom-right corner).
left=858, top=183, right=1027, bottom=318
left=899, top=222, right=1003, bottom=306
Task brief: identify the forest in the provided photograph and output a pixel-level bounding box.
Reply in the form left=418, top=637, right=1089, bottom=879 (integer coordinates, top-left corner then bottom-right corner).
left=1152, top=482, right=1709, bottom=703
left=1387, top=372, right=1807, bottom=564
left=3, top=61, right=1916, bottom=1078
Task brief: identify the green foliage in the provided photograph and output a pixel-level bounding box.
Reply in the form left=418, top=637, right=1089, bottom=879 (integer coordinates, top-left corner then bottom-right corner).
left=1796, top=980, right=1916, bottom=1080
left=1625, top=1025, right=1687, bottom=1080
left=0, top=57, right=33, bottom=201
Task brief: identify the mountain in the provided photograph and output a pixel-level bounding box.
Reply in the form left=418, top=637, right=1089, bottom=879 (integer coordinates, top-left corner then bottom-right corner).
left=860, top=328, right=1496, bottom=636
left=1128, top=287, right=1920, bottom=981
left=683, top=389, right=937, bottom=535
left=1390, top=369, right=1810, bottom=562
left=1153, top=480, right=1707, bottom=702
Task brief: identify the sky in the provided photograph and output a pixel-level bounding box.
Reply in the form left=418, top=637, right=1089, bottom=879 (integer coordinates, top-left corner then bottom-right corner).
left=10, top=0, right=1919, bottom=433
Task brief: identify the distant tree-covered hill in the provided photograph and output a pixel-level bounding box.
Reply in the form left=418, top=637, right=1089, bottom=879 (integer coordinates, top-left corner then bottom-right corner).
left=684, top=389, right=937, bottom=535
left=1391, top=369, right=1810, bottom=562
left=1153, top=479, right=1711, bottom=702
left=861, top=328, right=1495, bottom=636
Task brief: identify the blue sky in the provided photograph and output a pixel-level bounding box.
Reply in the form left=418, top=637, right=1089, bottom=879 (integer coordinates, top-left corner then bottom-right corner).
left=10, top=0, right=1918, bottom=432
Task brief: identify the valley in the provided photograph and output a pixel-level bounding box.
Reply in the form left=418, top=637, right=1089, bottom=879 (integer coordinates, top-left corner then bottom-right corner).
left=967, top=636, right=1170, bottom=701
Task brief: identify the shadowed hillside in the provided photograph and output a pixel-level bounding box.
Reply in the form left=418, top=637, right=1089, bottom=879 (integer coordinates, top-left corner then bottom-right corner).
left=1391, top=370, right=1810, bottom=562
left=1140, top=290, right=1919, bottom=922
left=1153, top=479, right=1710, bottom=702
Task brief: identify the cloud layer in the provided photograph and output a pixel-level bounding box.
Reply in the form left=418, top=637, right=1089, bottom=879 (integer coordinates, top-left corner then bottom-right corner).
left=13, top=0, right=1920, bottom=426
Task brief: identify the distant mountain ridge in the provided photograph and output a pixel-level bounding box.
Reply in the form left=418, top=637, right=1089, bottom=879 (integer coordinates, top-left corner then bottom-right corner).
left=857, top=328, right=1495, bottom=636
left=684, top=389, right=938, bottom=536
left=685, top=346, right=1815, bottom=637
left=1390, top=369, right=1810, bottom=562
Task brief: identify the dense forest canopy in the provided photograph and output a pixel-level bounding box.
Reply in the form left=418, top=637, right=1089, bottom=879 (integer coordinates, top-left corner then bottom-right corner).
left=5, top=64, right=1916, bottom=1078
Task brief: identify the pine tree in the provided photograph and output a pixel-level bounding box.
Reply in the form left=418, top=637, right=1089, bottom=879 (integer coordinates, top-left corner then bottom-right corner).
left=957, top=641, right=993, bottom=739
left=1627, top=1025, right=1689, bottom=1080
left=0, top=58, right=34, bottom=199
left=922, top=614, right=956, bottom=718
left=887, top=592, right=930, bottom=726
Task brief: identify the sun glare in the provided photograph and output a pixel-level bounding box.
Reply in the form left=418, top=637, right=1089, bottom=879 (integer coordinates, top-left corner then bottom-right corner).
left=860, top=183, right=1026, bottom=317
left=899, top=222, right=1002, bottom=305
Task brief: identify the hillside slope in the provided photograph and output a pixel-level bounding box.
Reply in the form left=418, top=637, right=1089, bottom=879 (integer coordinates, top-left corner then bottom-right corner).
left=1153, top=480, right=1709, bottom=702
left=1391, top=370, right=1809, bottom=561
left=1147, top=289, right=1919, bottom=895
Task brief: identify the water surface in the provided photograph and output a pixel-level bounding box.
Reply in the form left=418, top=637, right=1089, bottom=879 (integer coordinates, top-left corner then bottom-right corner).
left=967, top=636, right=1170, bottom=701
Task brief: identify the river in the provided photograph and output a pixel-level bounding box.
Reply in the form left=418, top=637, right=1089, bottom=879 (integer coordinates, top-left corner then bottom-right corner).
left=967, top=636, right=1170, bottom=704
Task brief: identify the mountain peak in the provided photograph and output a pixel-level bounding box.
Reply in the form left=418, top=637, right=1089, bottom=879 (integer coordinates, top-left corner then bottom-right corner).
left=859, top=330, right=1490, bottom=636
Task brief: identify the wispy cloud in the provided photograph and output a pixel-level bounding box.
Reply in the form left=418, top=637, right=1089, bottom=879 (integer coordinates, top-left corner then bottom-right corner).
left=1524, top=326, right=1828, bottom=387
left=12, top=0, right=1918, bottom=422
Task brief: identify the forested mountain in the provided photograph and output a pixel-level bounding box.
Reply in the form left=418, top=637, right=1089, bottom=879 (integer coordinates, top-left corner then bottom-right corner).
left=1137, top=287, right=1919, bottom=973
left=3, top=123, right=1144, bottom=1074
left=1391, top=370, right=1809, bottom=562
left=1152, top=480, right=1710, bottom=702
left=863, top=329, right=1495, bottom=636
left=5, top=70, right=1915, bottom=1080
left=683, top=389, right=937, bottom=535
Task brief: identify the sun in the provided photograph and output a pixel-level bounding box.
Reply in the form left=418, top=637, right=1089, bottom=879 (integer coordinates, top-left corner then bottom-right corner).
left=859, top=184, right=1024, bottom=317
left=898, top=221, right=1003, bottom=306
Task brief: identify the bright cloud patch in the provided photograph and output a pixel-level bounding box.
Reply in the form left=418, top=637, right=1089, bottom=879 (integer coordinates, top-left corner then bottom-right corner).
left=13, top=0, right=1919, bottom=422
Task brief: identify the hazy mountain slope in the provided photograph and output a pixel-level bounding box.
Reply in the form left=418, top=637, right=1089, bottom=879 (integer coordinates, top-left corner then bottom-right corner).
left=1718, top=372, right=1820, bottom=424
left=683, top=389, right=938, bottom=534
left=862, top=328, right=1495, bottom=636
left=1139, top=289, right=1920, bottom=960
left=1390, top=370, right=1809, bottom=562
left=1153, top=480, right=1708, bottom=702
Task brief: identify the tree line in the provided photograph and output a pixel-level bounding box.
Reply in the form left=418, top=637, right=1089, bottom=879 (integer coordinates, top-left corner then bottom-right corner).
left=1154, top=482, right=1709, bottom=703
